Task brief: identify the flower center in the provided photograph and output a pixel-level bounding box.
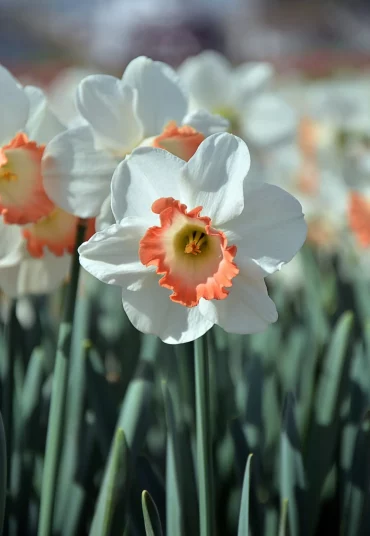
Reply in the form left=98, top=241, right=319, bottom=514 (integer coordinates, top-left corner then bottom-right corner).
left=0, top=132, right=54, bottom=225
left=184, top=230, right=207, bottom=255
left=0, top=163, right=17, bottom=182
left=213, top=107, right=239, bottom=134
left=139, top=197, right=239, bottom=307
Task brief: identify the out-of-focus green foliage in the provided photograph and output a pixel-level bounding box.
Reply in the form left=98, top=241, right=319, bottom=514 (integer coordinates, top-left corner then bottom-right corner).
left=0, top=244, right=368, bottom=535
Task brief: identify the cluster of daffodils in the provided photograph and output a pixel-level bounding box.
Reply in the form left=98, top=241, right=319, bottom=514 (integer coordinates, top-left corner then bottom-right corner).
left=256, top=73, right=370, bottom=288
left=0, top=53, right=309, bottom=342
left=0, top=66, right=93, bottom=297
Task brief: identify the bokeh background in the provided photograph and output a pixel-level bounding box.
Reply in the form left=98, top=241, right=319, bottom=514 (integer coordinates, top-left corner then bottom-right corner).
left=3, top=0, right=370, bottom=77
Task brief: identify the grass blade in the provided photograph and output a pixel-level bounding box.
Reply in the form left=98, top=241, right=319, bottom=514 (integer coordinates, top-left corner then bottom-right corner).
left=90, top=428, right=128, bottom=536
left=280, top=394, right=306, bottom=536
left=304, top=311, right=353, bottom=534
left=142, top=490, right=164, bottom=536
left=0, top=411, right=7, bottom=534
left=237, top=453, right=253, bottom=536
left=278, top=499, right=289, bottom=536
left=38, top=220, right=86, bottom=536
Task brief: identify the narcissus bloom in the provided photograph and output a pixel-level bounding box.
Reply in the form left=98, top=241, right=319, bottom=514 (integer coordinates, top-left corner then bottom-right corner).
left=79, top=133, right=306, bottom=344
left=42, top=56, right=228, bottom=221
left=178, top=50, right=297, bottom=148
left=0, top=217, right=71, bottom=297
left=0, top=65, right=64, bottom=225
left=348, top=191, right=370, bottom=248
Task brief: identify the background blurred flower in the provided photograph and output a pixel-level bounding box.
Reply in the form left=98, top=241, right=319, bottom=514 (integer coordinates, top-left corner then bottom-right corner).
left=0, top=216, right=70, bottom=297
left=178, top=50, right=297, bottom=149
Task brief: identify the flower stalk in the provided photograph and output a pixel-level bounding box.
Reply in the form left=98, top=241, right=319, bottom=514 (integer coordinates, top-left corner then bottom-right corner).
left=194, top=334, right=214, bottom=536
left=38, top=219, right=87, bottom=536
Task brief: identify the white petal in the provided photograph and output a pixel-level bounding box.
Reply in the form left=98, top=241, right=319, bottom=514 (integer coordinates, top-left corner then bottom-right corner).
left=122, top=274, right=214, bottom=344
left=0, top=65, right=29, bottom=145
left=198, top=259, right=277, bottom=333
left=0, top=251, right=70, bottom=298
left=24, top=86, right=65, bottom=144
left=122, top=56, right=188, bottom=137
left=223, top=183, right=307, bottom=274
left=79, top=219, right=154, bottom=289
left=178, top=50, right=232, bottom=110
left=95, top=194, right=115, bottom=231
left=47, top=66, right=98, bottom=126
left=111, top=146, right=183, bottom=223
left=42, top=125, right=117, bottom=218
left=182, top=133, right=250, bottom=226
left=0, top=219, right=24, bottom=268
left=0, top=265, right=21, bottom=297
left=77, top=74, right=143, bottom=153
left=181, top=109, right=229, bottom=136
left=233, top=62, right=274, bottom=106
left=241, top=94, right=297, bottom=147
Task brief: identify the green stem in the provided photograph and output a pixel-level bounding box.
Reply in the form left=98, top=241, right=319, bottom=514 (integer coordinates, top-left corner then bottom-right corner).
left=175, top=344, right=194, bottom=428
left=194, top=334, right=214, bottom=536
left=38, top=220, right=87, bottom=536
left=2, top=300, right=16, bottom=488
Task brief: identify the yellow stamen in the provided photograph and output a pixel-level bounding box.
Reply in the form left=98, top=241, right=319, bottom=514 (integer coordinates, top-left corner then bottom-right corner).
left=184, top=231, right=206, bottom=255
left=0, top=167, right=17, bottom=181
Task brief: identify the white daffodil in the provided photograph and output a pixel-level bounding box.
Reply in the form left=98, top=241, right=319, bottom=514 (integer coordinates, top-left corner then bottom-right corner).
left=0, top=65, right=64, bottom=226
left=46, top=66, right=98, bottom=127
left=306, top=77, right=370, bottom=139
left=42, top=56, right=228, bottom=222
left=178, top=50, right=297, bottom=149
left=265, top=141, right=348, bottom=254
left=79, top=133, right=306, bottom=344
left=0, top=217, right=70, bottom=297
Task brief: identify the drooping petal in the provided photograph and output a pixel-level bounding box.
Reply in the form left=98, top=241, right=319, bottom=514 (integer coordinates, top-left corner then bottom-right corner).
left=122, top=56, right=188, bottom=137
left=223, top=183, right=307, bottom=274
left=42, top=125, right=117, bottom=218
left=241, top=94, right=297, bottom=148
left=77, top=74, right=143, bottom=153
left=178, top=50, right=232, bottom=110
left=181, top=133, right=250, bottom=226
left=0, top=133, right=54, bottom=224
left=121, top=274, right=214, bottom=344
left=24, top=86, right=65, bottom=144
left=111, top=146, right=183, bottom=224
left=181, top=109, right=229, bottom=136
left=0, top=65, right=29, bottom=146
left=198, top=258, right=278, bottom=333
left=79, top=219, right=155, bottom=289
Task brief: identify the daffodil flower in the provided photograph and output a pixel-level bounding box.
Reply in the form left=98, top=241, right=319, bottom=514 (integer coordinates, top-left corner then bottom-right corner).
left=79, top=133, right=307, bottom=344
left=0, top=217, right=71, bottom=297
left=178, top=50, right=297, bottom=148
left=42, top=56, right=228, bottom=222
left=0, top=66, right=64, bottom=225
